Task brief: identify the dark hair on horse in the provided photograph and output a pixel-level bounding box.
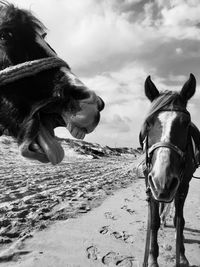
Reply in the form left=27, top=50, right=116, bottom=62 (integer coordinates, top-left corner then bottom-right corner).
left=0, top=1, right=48, bottom=68
left=0, top=2, right=45, bottom=31
left=140, top=90, right=190, bottom=146
left=145, top=90, right=185, bottom=122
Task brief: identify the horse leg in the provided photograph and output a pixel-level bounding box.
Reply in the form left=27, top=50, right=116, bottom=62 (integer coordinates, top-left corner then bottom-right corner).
left=174, top=185, right=189, bottom=267
left=148, top=198, right=160, bottom=267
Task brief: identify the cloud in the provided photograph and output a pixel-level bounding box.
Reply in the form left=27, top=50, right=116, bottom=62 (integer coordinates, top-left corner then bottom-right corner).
left=154, top=0, right=200, bottom=40
left=80, top=62, right=153, bottom=146
left=175, top=47, right=183, bottom=54
left=11, top=0, right=160, bottom=71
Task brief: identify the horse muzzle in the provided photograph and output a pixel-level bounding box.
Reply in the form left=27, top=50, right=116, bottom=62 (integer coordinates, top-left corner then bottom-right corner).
left=148, top=173, right=180, bottom=202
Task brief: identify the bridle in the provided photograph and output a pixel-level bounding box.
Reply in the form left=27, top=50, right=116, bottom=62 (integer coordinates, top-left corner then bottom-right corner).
left=144, top=108, right=191, bottom=178
left=146, top=141, right=185, bottom=168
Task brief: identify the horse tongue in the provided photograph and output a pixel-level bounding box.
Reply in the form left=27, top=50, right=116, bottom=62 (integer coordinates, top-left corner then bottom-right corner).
left=37, top=124, right=64, bottom=165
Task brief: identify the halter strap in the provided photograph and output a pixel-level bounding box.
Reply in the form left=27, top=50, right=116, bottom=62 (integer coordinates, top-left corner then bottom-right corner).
left=159, top=107, right=191, bottom=117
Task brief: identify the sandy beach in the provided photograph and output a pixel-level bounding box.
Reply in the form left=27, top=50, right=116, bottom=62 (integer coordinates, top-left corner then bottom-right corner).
left=0, top=154, right=199, bottom=267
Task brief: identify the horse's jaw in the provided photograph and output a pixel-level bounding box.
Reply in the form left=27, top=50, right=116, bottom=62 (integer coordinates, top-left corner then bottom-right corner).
left=19, top=122, right=65, bottom=165
left=18, top=106, right=97, bottom=165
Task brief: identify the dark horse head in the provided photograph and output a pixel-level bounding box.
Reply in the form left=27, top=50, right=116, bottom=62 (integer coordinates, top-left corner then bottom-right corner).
left=0, top=1, right=104, bottom=165
left=140, top=74, right=196, bottom=202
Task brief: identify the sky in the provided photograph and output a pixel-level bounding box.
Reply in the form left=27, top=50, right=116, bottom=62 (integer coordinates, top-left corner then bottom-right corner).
left=9, top=0, right=200, bottom=148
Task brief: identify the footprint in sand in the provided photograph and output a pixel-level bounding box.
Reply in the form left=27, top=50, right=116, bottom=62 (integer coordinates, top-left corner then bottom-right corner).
left=116, top=256, right=136, bottom=267
left=110, top=231, right=134, bottom=243
left=86, top=245, right=99, bottom=260
left=111, top=231, right=122, bottom=240
left=104, top=212, right=118, bottom=220
left=99, top=227, right=134, bottom=244
left=124, top=198, right=132, bottom=203
left=102, top=252, right=136, bottom=267
left=122, top=231, right=134, bottom=244
left=99, top=226, right=110, bottom=235
left=102, top=251, right=123, bottom=265
left=121, top=205, right=135, bottom=215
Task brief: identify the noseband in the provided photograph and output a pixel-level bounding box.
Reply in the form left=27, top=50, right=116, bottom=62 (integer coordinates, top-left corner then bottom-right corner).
left=146, top=141, right=186, bottom=165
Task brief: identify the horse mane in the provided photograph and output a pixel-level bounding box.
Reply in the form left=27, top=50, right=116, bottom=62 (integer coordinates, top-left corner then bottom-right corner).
left=0, top=2, right=46, bottom=36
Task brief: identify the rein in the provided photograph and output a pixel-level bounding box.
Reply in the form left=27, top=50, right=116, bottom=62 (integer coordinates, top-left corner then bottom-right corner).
left=143, top=187, right=151, bottom=267
left=0, top=56, right=68, bottom=86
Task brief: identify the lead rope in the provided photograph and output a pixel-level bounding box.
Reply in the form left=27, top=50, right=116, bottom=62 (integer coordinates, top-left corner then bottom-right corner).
left=143, top=187, right=151, bottom=267
left=143, top=134, right=151, bottom=267
left=0, top=56, right=68, bottom=86
left=175, top=165, right=186, bottom=267
left=176, top=216, right=181, bottom=267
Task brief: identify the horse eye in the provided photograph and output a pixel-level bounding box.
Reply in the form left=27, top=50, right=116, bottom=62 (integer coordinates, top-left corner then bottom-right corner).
left=0, top=31, right=13, bottom=41
left=41, top=32, right=47, bottom=39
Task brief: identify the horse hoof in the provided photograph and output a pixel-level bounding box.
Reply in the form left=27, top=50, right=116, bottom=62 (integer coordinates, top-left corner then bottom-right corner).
left=174, top=256, right=189, bottom=267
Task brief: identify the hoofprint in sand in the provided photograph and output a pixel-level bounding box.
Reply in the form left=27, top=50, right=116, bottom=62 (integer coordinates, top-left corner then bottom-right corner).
left=0, top=150, right=199, bottom=266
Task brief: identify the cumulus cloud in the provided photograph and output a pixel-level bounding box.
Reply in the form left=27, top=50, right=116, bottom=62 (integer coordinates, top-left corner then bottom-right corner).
left=159, top=1, right=200, bottom=40
left=175, top=47, right=183, bottom=54
left=11, top=0, right=160, bottom=70
left=81, top=62, right=153, bottom=146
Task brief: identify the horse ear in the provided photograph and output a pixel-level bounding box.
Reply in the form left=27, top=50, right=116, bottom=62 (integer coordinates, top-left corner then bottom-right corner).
left=145, top=76, right=159, bottom=102
left=180, top=73, right=196, bottom=101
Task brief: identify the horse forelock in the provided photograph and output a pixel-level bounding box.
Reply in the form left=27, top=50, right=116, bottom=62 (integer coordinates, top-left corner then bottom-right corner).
left=146, top=91, right=181, bottom=119
left=139, top=90, right=186, bottom=144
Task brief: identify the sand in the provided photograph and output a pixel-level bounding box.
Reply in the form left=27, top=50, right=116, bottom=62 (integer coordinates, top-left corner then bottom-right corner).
left=0, top=156, right=199, bottom=267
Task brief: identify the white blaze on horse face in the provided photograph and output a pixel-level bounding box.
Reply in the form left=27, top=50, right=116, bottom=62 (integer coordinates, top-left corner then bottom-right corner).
left=159, top=112, right=177, bottom=143
left=152, top=112, right=178, bottom=182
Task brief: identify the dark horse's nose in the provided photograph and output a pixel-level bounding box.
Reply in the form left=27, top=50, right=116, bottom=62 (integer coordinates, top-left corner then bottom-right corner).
left=97, top=97, right=105, bottom=111
left=148, top=173, right=180, bottom=202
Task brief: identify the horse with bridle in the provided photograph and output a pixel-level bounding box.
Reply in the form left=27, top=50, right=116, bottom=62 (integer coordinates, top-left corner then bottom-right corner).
left=0, top=1, right=104, bottom=164
left=140, top=73, right=199, bottom=267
